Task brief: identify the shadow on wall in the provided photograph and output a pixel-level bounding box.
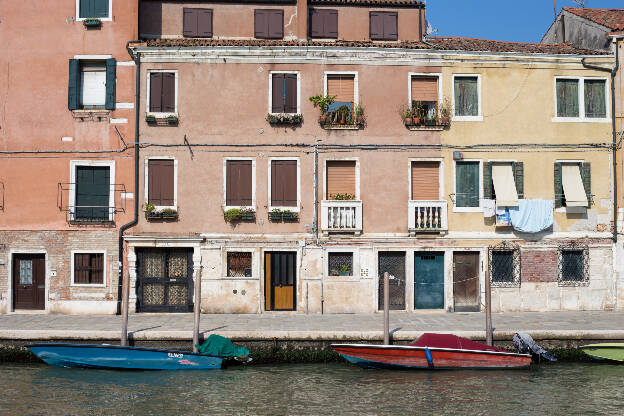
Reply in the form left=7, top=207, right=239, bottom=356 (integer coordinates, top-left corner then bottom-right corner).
left=140, top=1, right=162, bottom=38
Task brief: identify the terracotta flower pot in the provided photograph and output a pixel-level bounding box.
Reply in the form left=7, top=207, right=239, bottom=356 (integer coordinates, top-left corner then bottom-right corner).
left=319, top=114, right=327, bottom=123
left=404, top=117, right=412, bottom=125
left=413, top=117, right=421, bottom=125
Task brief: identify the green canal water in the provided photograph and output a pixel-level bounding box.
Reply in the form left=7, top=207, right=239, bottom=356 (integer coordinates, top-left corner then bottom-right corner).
left=0, top=362, right=622, bottom=415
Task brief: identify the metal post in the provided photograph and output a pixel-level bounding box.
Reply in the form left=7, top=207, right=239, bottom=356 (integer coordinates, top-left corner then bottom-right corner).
left=193, top=270, right=201, bottom=352
left=121, top=265, right=129, bottom=346
left=384, top=272, right=390, bottom=345
left=485, top=267, right=493, bottom=346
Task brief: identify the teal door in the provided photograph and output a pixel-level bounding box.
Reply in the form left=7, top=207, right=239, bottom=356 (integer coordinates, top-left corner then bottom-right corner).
left=414, top=252, right=444, bottom=309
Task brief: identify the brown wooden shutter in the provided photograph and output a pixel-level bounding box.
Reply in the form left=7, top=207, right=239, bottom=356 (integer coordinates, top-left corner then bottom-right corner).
left=183, top=8, right=197, bottom=37
left=272, top=160, right=297, bottom=207
left=148, top=160, right=174, bottom=206
left=162, top=73, right=176, bottom=113
left=91, top=253, right=103, bottom=284
left=198, top=9, right=213, bottom=37
left=310, top=9, right=322, bottom=37
left=254, top=10, right=268, bottom=38
left=226, top=160, right=252, bottom=206
left=326, top=10, right=338, bottom=38
left=411, top=76, right=438, bottom=102
left=75, top=253, right=89, bottom=284
left=327, top=75, right=354, bottom=103
left=284, top=74, right=297, bottom=114
left=411, top=161, right=439, bottom=200
left=272, top=74, right=285, bottom=113
left=326, top=161, right=356, bottom=199
left=384, top=12, right=398, bottom=40
left=310, top=9, right=338, bottom=38
left=268, top=10, right=284, bottom=39
left=149, top=72, right=163, bottom=112
left=370, top=12, right=383, bottom=40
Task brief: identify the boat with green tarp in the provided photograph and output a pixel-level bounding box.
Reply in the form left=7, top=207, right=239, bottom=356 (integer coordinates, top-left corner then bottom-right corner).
left=580, top=343, right=624, bottom=362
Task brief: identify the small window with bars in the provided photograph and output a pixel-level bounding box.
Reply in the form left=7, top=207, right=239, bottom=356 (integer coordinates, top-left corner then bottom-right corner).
left=558, top=248, right=589, bottom=286
left=227, top=252, right=252, bottom=277
left=489, top=248, right=520, bottom=288
left=73, top=252, right=104, bottom=285
left=328, top=252, right=353, bottom=277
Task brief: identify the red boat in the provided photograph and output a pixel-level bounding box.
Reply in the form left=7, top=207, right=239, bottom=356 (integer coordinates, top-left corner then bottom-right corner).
left=331, top=333, right=531, bottom=370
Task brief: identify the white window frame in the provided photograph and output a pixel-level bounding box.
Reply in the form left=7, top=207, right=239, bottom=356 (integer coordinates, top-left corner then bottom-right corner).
left=268, top=157, right=301, bottom=213
left=325, top=247, right=360, bottom=279
left=453, top=159, right=483, bottom=213
left=323, top=157, right=360, bottom=200
left=69, top=160, right=116, bottom=221
left=71, top=250, right=107, bottom=287
left=323, top=71, right=359, bottom=106
left=408, top=158, right=444, bottom=201
left=552, top=76, right=611, bottom=123
left=144, top=157, right=178, bottom=211
left=408, top=72, right=443, bottom=111
left=554, top=159, right=588, bottom=213
left=268, top=71, right=301, bottom=115
left=452, top=74, right=483, bottom=122
left=76, top=0, right=113, bottom=21
left=146, top=69, right=179, bottom=117
left=223, top=157, right=256, bottom=210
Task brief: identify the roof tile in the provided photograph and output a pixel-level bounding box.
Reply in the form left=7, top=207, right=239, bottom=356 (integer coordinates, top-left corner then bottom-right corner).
left=426, top=37, right=608, bottom=55
left=563, top=7, right=624, bottom=31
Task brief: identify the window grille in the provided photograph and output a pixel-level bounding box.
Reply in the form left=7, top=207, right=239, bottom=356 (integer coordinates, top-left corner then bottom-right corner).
left=328, top=252, right=353, bottom=276
left=558, top=243, right=589, bottom=286
left=488, top=242, right=520, bottom=288
left=227, top=252, right=252, bottom=277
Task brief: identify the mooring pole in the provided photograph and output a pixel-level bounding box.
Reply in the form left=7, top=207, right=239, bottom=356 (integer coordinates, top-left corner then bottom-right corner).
left=121, top=266, right=129, bottom=346
left=384, top=272, right=390, bottom=345
left=193, top=269, right=201, bottom=352
left=485, top=267, right=493, bottom=346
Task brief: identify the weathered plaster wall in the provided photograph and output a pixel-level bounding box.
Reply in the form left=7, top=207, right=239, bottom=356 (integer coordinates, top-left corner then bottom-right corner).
left=542, top=10, right=612, bottom=51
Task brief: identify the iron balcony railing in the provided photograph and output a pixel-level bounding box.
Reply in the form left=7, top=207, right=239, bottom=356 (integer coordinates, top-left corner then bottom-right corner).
left=57, top=183, right=126, bottom=224
left=408, top=200, right=448, bottom=234
left=321, top=200, right=363, bottom=235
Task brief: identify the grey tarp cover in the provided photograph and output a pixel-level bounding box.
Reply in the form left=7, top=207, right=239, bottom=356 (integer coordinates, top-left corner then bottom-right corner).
left=196, top=334, right=250, bottom=358
left=513, top=333, right=557, bottom=361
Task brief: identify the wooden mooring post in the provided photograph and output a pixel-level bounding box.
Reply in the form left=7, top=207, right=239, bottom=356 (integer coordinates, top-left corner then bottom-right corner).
left=193, top=270, right=201, bottom=353
left=384, top=272, right=390, bottom=345
left=485, top=267, right=493, bottom=346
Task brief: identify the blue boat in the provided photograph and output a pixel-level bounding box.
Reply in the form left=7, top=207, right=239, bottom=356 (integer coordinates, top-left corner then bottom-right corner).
left=27, top=343, right=223, bottom=370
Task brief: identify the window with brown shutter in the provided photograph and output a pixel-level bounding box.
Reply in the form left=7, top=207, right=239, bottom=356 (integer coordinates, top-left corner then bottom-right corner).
left=148, top=159, right=175, bottom=206
left=74, top=253, right=104, bottom=285
left=370, top=11, right=398, bottom=41
left=271, top=160, right=297, bottom=207
left=149, top=72, right=176, bottom=113
left=226, top=160, right=253, bottom=207
left=326, top=75, right=355, bottom=104
left=411, top=76, right=439, bottom=118
left=411, top=161, right=439, bottom=200
left=326, top=161, right=356, bottom=200
left=255, top=9, right=283, bottom=39
left=183, top=8, right=213, bottom=38
left=271, top=73, right=298, bottom=114
left=309, top=9, right=338, bottom=39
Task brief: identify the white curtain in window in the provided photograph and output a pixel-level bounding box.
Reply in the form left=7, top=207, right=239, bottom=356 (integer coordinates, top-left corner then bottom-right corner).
left=81, top=70, right=106, bottom=107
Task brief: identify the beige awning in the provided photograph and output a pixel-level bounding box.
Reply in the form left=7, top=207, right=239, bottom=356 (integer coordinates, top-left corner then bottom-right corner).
left=492, top=164, right=518, bottom=206
left=562, top=164, right=588, bottom=207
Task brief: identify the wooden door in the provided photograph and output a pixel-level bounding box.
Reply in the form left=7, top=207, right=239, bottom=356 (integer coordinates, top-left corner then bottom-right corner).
left=13, top=254, right=45, bottom=310
left=414, top=252, right=444, bottom=309
left=378, top=252, right=406, bottom=310
left=265, top=252, right=296, bottom=311
left=453, top=252, right=479, bottom=312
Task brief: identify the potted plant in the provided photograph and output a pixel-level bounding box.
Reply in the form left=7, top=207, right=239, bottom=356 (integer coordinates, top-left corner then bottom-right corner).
left=336, top=105, right=350, bottom=125
left=439, top=97, right=452, bottom=125
left=240, top=208, right=256, bottom=220
left=146, top=114, right=156, bottom=123
left=160, top=208, right=178, bottom=218
left=309, top=94, right=336, bottom=125
left=269, top=208, right=283, bottom=221
left=338, top=264, right=351, bottom=276
left=332, top=193, right=355, bottom=201
left=330, top=269, right=339, bottom=277
left=282, top=209, right=298, bottom=220
left=412, top=101, right=423, bottom=125
left=224, top=208, right=242, bottom=222
left=354, top=104, right=364, bottom=125
left=144, top=203, right=156, bottom=217
left=401, top=106, right=412, bottom=126
left=83, top=18, right=102, bottom=28
left=167, top=115, right=178, bottom=124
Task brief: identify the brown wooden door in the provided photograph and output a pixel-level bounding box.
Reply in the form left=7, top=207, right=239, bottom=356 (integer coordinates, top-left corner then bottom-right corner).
left=13, top=254, right=45, bottom=310
left=265, top=252, right=296, bottom=311
left=453, top=252, right=479, bottom=312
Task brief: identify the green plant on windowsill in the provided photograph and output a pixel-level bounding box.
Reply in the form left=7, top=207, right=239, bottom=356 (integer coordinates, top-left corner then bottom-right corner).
left=159, top=208, right=178, bottom=218
left=329, top=269, right=339, bottom=277
left=144, top=203, right=155, bottom=214
left=269, top=208, right=283, bottom=221
left=331, top=193, right=356, bottom=201
left=224, top=208, right=255, bottom=222
left=439, top=97, right=452, bottom=125
left=281, top=209, right=298, bottom=220
left=83, top=18, right=102, bottom=28
left=146, top=114, right=157, bottom=123
left=266, top=113, right=303, bottom=125
left=309, top=94, right=336, bottom=124
left=339, top=264, right=351, bottom=276
left=354, top=104, right=364, bottom=125
left=400, top=105, right=413, bottom=126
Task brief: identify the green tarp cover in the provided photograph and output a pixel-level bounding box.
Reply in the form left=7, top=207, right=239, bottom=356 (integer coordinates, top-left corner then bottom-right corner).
left=196, top=334, right=250, bottom=358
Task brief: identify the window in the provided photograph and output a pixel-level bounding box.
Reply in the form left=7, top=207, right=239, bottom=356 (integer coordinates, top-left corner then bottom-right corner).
left=554, top=162, right=590, bottom=208
left=78, top=0, right=110, bottom=19
left=453, top=75, right=480, bottom=119
left=148, top=72, right=176, bottom=114
left=411, top=75, right=439, bottom=119
left=325, top=73, right=356, bottom=117
left=411, top=161, right=440, bottom=200
left=558, top=248, right=589, bottom=286
left=227, top=252, right=252, bottom=277
left=148, top=159, right=175, bottom=207
left=483, top=162, right=523, bottom=206
left=489, top=249, right=520, bottom=287
left=454, top=161, right=480, bottom=209
left=73, top=252, right=105, bottom=285
left=68, top=59, right=116, bottom=110
left=226, top=160, right=253, bottom=207
left=310, top=9, right=338, bottom=38
left=254, top=9, right=283, bottom=39
left=326, top=161, right=356, bottom=200
left=73, top=165, right=112, bottom=221
left=183, top=8, right=213, bottom=37
left=369, top=11, right=397, bottom=41
left=555, top=78, right=608, bottom=120
left=270, top=73, right=298, bottom=114
left=328, top=252, right=353, bottom=276
left=270, top=160, right=298, bottom=209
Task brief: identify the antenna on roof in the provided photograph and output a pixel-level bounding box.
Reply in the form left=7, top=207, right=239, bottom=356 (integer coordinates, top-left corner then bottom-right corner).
left=572, top=0, right=585, bottom=7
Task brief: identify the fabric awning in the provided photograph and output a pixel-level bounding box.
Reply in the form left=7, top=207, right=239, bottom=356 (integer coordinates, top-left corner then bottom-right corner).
left=492, top=164, right=518, bottom=206
left=562, top=164, right=588, bottom=207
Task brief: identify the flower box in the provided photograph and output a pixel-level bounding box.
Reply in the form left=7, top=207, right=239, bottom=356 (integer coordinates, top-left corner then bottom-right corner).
left=266, top=114, right=302, bottom=125
left=269, top=211, right=299, bottom=221
left=167, top=115, right=179, bottom=124
left=83, top=18, right=102, bottom=28
left=146, top=210, right=179, bottom=220
left=146, top=115, right=156, bottom=123
left=223, top=209, right=255, bottom=222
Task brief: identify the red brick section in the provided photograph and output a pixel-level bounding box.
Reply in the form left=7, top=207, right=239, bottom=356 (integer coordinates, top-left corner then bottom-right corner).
left=521, top=250, right=557, bottom=283
left=427, top=37, right=608, bottom=55
left=564, top=7, right=624, bottom=32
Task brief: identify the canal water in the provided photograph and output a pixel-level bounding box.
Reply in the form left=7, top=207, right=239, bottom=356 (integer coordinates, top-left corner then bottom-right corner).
left=0, top=362, right=622, bottom=415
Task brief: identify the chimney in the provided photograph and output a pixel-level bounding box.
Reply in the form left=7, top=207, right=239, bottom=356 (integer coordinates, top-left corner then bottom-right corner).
left=419, top=1, right=426, bottom=41
left=296, top=0, right=308, bottom=41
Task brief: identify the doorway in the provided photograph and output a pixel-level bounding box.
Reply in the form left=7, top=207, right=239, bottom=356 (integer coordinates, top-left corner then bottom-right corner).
left=453, top=252, right=480, bottom=312
left=414, top=252, right=444, bottom=309
left=264, top=252, right=297, bottom=311
left=378, top=251, right=406, bottom=310
left=13, top=254, right=45, bottom=310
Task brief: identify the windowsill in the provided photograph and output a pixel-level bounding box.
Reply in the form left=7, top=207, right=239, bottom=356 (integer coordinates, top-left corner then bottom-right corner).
left=555, top=206, right=588, bottom=214
left=76, top=17, right=112, bottom=22
left=453, top=206, right=482, bottom=213
left=223, top=275, right=256, bottom=280
left=146, top=112, right=178, bottom=118
left=224, top=205, right=256, bottom=211
left=268, top=206, right=300, bottom=213
left=73, top=108, right=108, bottom=113
left=452, top=115, right=483, bottom=122
left=321, top=124, right=361, bottom=130
left=407, top=125, right=445, bottom=131
left=551, top=117, right=611, bottom=123
left=72, top=109, right=110, bottom=122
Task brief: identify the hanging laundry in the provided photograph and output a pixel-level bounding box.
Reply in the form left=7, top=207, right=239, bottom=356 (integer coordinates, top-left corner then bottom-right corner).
left=508, top=199, right=554, bottom=233
left=481, top=199, right=496, bottom=217
left=496, top=209, right=511, bottom=227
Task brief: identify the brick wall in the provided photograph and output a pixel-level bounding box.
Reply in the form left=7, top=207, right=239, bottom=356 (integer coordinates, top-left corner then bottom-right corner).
left=521, top=249, right=557, bottom=283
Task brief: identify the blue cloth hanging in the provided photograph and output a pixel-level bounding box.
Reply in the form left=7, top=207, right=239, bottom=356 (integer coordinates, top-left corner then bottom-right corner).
left=508, top=199, right=554, bottom=233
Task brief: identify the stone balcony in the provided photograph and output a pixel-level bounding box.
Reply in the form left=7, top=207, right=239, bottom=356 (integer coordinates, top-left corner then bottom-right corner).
left=321, top=200, right=363, bottom=236
left=408, top=200, right=448, bottom=235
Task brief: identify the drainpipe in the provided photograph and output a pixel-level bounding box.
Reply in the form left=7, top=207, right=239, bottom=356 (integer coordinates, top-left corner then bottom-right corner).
left=582, top=40, right=619, bottom=243
left=119, top=42, right=141, bottom=346
left=418, top=7, right=422, bottom=42
left=314, top=144, right=319, bottom=245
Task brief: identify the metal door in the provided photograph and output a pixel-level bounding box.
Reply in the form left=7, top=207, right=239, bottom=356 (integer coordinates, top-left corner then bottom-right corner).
left=378, top=252, right=406, bottom=310
left=453, top=252, right=480, bottom=312
left=13, top=254, right=45, bottom=310
left=265, top=252, right=296, bottom=311
left=136, top=248, right=193, bottom=313
left=414, top=252, right=444, bottom=309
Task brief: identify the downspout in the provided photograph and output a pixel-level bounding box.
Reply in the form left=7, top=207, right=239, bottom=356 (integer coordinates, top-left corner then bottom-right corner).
left=418, top=6, right=422, bottom=42
left=314, top=144, right=319, bottom=245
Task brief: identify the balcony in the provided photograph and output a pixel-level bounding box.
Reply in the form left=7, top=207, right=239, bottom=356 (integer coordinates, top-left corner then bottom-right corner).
left=321, top=200, right=362, bottom=235
left=58, top=183, right=126, bottom=225
left=408, top=200, right=448, bottom=235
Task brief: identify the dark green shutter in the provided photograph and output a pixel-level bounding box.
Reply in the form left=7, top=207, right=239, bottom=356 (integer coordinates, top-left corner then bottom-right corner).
left=79, top=0, right=92, bottom=18
left=482, top=162, right=492, bottom=199
left=75, top=166, right=110, bottom=220
left=456, top=162, right=479, bottom=208
left=105, top=58, right=116, bottom=110
left=93, top=0, right=109, bottom=18
left=68, top=59, right=80, bottom=110
left=513, top=162, right=524, bottom=199
left=554, top=162, right=563, bottom=208
left=581, top=162, right=591, bottom=207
